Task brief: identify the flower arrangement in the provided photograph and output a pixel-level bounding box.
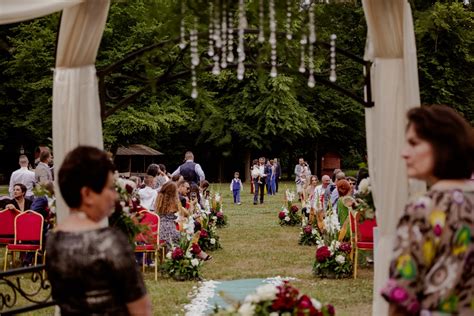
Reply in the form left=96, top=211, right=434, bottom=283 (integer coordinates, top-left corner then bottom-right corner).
left=312, top=210, right=352, bottom=278
left=278, top=190, right=301, bottom=226
left=298, top=224, right=319, bottom=246
left=109, top=177, right=148, bottom=247
left=198, top=212, right=221, bottom=251
left=354, top=178, right=376, bottom=221
left=212, top=281, right=335, bottom=316
left=210, top=193, right=228, bottom=228
left=160, top=234, right=203, bottom=281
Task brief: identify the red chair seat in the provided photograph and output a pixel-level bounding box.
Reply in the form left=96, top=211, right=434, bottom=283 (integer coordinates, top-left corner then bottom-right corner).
left=356, top=241, right=374, bottom=250
left=0, top=238, right=14, bottom=244
left=135, top=244, right=156, bottom=251
left=7, top=244, right=41, bottom=251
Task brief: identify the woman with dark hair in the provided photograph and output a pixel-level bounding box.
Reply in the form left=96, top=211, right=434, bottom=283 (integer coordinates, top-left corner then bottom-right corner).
left=381, top=105, right=474, bottom=315
left=5, top=183, right=32, bottom=212
left=45, top=146, right=151, bottom=316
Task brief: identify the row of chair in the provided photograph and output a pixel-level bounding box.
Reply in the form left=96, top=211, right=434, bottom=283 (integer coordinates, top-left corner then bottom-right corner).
left=349, top=211, right=377, bottom=279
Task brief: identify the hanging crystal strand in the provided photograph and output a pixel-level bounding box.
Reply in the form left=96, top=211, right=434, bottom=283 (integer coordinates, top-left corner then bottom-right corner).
left=269, top=0, right=277, bottom=77
left=208, top=2, right=214, bottom=57
left=286, top=0, right=292, bottom=40
left=212, top=0, right=221, bottom=76
left=307, top=3, right=316, bottom=87
left=220, top=1, right=228, bottom=69
left=258, top=0, right=265, bottom=43
left=299, top=34, right=307, bottom=73
left=227, top=12, right=234, bottom=63
left=329, top=34, right=337, bottom=82
left=237, top=0, right=247, bottom=80
left=179, top=2, right=187, bottom=50
left=190, top=19, right=199, bottom=98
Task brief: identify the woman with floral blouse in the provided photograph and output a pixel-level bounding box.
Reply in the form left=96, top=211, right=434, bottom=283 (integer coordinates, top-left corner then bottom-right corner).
left=381, top=105, right=474, bottom=315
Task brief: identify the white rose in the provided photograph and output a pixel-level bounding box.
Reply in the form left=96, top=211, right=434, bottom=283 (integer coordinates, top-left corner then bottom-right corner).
left=284, top=216, right=290, bottom=222
left=186, top=251, right=192, bottom=258
left=335, top=254, right=346, bottom=264
left=238, top=302, right=256, bottom=316
left=210, top=238, right=216, bottom=245
left=255, top=284, right=278, bottom=301
left=358, top=178, right=370, bottom=194
left=212, top=216, right=217, bottom=221
left=311, top=298, right=322, bottom=310
left=312, top=229, right=318, bottom=235
left=191, top=258, right=199, bottom=267
left=166, top=252, right=172, bottom=259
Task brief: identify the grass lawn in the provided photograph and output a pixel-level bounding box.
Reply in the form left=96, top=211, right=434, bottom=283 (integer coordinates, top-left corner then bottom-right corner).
left=0, top=182, right=373, bottom=315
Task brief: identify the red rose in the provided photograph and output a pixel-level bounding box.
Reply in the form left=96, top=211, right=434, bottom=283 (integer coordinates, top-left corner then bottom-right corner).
left=296, top=295, right=319, bottom=316
left=290, top=205, right=299, bottom=213
left=171, top=247, right=184, bottom=260
left=326, top=304, right=335, bottom=316
left=191, top=243, right=202, bottom=255
left=303, top=225, right=313, bottom=235
left=315, top=246, right=331, bottom=262
left=200, top=229, right=209, bottom=238
left=271, top=282, right=299, bottom=311
left=279, top=211, right=286, bottom=219
left=340, top=242, right=352, bottom=254
left=216, top=211, right=224, bottom=219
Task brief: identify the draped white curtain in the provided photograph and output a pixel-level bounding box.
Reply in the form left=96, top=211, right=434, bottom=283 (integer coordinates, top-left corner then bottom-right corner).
left=0, top=0, right=110, bottom=224
left=362, top=0, right=425, bottom=315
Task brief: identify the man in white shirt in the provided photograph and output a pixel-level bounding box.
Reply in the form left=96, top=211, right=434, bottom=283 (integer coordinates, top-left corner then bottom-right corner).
left=9, top=155, right=36, bottom=200
left=171, top=151, right=205, bottom=185
left=138, top=175, right=157, bottom=211
left=314, top=175, right=331, bottom=211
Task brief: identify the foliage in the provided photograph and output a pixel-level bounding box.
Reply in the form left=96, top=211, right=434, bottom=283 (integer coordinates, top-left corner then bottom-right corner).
left=161, top=234, right=203, bottom=281
left=212, top=281, right=335, bottom=316
left=198, top=212, right=222, bottom=251
left=209, top=192, right=228, bottom=228
left=278, top=189, right=301, bottom=226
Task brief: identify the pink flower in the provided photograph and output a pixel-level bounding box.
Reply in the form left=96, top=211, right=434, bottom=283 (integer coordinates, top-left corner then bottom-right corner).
left=279, top=211, right=286, bottom=219
left=303, top=225, right=313, bottom=235
left=390, top=287, right=408, bottom=303
left=290, top=205, right=299, bottom=213
left=216, top=211, right=224, bottom=219
left=340, top=242, right=352, bottom=253
left=171, top=247, right=184, bottom=260
left=315, top=246, right=331, bottom=262
left=200, top=229, right=209, bottom=238
left=433, top=224, right=442, bottom=236
left=407, top=300, right=420, bottom=314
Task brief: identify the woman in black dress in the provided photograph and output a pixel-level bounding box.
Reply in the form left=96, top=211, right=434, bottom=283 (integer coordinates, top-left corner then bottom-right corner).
left=45, top=146, right=151, bottom=315
left=5, top=183, right=32, bottom=212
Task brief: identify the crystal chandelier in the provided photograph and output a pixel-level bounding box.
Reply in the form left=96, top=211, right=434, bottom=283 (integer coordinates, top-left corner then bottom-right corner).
left=179, top=0, right=337, bottom=99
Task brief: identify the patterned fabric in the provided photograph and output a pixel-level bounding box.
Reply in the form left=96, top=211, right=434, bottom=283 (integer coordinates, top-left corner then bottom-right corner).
left=46, top=227, right=147, bottom=315
left=381, top=188, right=474, bottom=315
left=159, top=213, right=180, bottom=246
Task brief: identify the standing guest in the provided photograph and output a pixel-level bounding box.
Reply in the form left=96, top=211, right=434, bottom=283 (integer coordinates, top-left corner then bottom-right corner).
left=46, top=146, right=151, bottom=315
left=266, top=160, right=275, bottom=196
left=306, top=175, right=319, bottom=208
left=35, top=148, right=53, bottom=185
left=171, top=151, right=205, bottom=185
left=156, top=164, right=170, bottom=190
left=137, top=175, right=157, bottom=211
left=250, top=159, right=260, bottom=194
left=381, top=105, right=474, bottom=315
left=9, top=155, right=36, bottom=200
left=273, top=158, right=281, bottom=193
left=230, top=172, right=243, bottom=205
left=253, top=157, right=267, bottom=205
left=294, top=158, right=311, bottom=202
left=4, top=183, right=32, bottom=212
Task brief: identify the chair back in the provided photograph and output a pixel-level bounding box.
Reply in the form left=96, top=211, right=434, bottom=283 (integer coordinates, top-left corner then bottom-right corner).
left=135, top=210, right=160, bottom=245
left=14, top=210, right=44, bottom=247
left=349, top=211, right=377, bottom=242
left=0, top=208, right=21, bottom=238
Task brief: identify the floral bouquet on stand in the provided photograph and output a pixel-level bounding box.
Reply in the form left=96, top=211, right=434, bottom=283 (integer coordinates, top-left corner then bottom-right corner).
left=299, top=224, right=319, bottom=246
left=210, top=193, right=228, bottom=228
left=312, top=210, right=352, bottom=279
left=161, top=234, right=203, bottom=281
left=198, top=212, right=222, bottom=251
left=212, top=281, right=335, bottom=315
left=278, top=190, right=301, bottom=226
left=354, top=178, right=376, bottom=221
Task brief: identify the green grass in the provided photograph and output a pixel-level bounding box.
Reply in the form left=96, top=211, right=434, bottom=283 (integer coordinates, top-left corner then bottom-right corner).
left=0, top=182, right=373, bottom=315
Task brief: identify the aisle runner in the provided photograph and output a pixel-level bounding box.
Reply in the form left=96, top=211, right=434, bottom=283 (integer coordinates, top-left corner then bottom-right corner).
left=184, top=277, right=296, bottom=316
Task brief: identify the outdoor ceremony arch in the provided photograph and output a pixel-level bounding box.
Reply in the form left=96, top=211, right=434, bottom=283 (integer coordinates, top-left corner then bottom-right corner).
left=0, top=1, right=425, bottom=315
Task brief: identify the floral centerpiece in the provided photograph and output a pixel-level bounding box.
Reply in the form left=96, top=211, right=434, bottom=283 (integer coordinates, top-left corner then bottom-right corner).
left=299, top=224, right=319, bottom=246
left=312, top=210, right=353, bottom=279
left=278, top=190, right=301, bottom=226
left=212, top=281, right=335, bottom=316
left=198, top=211, right=221, bottom=251
left=210, top=193, right=228, bottom=228
left=354, top=178, right=376, bottom=221
left=161, top=234, right=203, bottom=281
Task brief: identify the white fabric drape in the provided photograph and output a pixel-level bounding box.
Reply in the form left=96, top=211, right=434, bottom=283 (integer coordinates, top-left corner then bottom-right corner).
left=0, top=0, right=82, bottom=25
left=362, top=0, right=425, bottom=315
left=53, top=0, right=110, bottom=223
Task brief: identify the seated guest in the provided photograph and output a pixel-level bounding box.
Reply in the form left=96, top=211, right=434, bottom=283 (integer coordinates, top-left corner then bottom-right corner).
left=45, top=146, right=151, bottom=315
left=138, top=175, right=157, bottom=211
left=177, top=179, right=190, bottom=208
left=4, top=183, right=32, bottom=212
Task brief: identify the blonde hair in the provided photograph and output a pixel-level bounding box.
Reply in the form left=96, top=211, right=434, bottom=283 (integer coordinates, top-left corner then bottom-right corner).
left=155, top=182, right=180, bottom=215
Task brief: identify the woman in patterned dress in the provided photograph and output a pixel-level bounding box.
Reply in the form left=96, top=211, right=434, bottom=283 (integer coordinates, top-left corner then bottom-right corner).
left=381, top=105, right=474, bottom=315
